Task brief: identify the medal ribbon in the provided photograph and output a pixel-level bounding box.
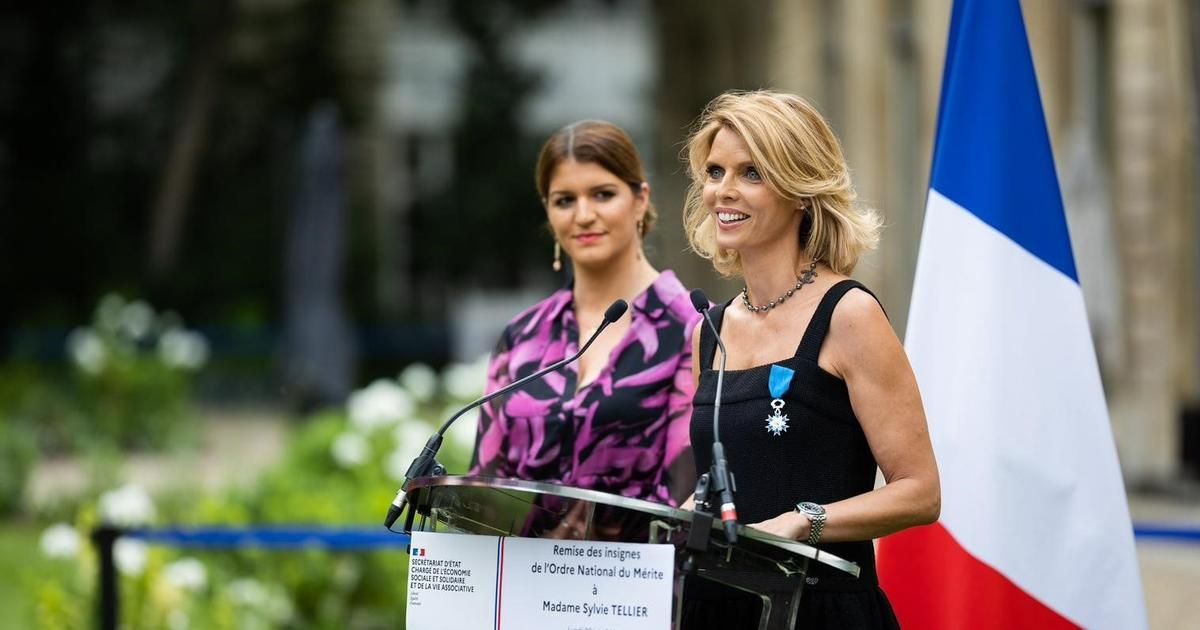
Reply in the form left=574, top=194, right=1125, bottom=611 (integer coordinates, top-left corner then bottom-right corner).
left=768, top=364, right=795, bottom=399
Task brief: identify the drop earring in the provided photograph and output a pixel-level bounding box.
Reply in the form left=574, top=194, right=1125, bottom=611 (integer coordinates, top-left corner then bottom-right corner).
left=636, top=219, right=646, bottom=261
left=552, top=241, right=562, bottom=272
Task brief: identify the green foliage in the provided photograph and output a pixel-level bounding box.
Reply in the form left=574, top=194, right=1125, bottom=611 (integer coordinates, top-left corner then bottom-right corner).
left=0, top=419, right=38, bottom=516
left=0, top=364, right=86, bottom=455
left=26, top=363, right=487, bottom=629
left=65, top=294, right=209, bottom=451
left=0, top=291, right=208, bottom=471
left=0, top=523, right=77, bottom=630
left=0, top=294, right=211, bottom=459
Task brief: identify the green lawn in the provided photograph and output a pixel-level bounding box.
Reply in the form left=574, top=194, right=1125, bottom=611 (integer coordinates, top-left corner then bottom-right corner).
left=0, top=521, right=78, bottom=630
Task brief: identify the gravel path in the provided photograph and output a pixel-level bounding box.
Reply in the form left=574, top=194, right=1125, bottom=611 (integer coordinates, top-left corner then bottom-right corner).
left=25, top=408, right=289, bottom=509
left=1130, top=493, right=1200, bottom=629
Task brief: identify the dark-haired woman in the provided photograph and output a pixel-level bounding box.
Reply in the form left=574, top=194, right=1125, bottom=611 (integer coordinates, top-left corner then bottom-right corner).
left=470, top=121, right=701, bottom=538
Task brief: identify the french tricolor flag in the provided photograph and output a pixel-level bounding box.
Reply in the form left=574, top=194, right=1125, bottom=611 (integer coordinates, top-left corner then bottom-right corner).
left=876, top=1, right=1147, bottom=628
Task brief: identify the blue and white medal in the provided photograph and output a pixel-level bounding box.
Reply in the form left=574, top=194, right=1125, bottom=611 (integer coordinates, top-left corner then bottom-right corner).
left=766, top=364, right=795, bottom=436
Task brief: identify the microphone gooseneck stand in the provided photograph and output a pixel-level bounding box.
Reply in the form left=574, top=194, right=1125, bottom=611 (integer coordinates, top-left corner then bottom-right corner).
left=383, top=298, right=630, bottom=531
left=685, top=288, right=739, bottom=557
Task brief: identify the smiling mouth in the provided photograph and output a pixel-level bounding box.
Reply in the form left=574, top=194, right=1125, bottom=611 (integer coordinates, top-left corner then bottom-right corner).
left=717, top=211, right=749, bottom=224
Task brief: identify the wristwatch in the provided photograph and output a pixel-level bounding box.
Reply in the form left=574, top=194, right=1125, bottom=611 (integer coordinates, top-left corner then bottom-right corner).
left=795, top=502, right=826, bottom=546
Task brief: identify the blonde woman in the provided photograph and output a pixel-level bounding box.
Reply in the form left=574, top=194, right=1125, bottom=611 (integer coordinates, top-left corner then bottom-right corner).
left=680, top=91, right=940, bottom=629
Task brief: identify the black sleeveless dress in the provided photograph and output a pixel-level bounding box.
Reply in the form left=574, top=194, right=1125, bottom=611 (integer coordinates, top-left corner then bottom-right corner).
left=682, top=280, right=900, bottom=629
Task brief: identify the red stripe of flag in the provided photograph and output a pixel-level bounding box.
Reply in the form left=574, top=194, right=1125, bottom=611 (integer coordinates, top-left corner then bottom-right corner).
left=878, top=522, right=1079, bottom=629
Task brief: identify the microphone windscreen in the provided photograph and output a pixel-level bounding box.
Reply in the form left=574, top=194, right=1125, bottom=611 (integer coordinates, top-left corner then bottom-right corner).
left=604, top=299, right=629, bottom=323
left=689, top=289, right=710, bottom=313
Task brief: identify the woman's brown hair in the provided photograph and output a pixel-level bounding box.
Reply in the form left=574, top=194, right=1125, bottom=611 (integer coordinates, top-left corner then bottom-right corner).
left=535, top=120, right=656, bottom=236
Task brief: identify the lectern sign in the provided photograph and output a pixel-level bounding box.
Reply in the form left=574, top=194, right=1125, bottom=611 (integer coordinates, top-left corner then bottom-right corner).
left=501, top=536, right=673, bottom=629
left=406, top=532, right=502, bottom=629
left=406, top=531, right=673, bottom=630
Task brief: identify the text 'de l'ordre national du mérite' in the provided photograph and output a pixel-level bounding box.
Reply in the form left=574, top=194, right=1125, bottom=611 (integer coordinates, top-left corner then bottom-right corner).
left=406, top=531, right=673, bottom=630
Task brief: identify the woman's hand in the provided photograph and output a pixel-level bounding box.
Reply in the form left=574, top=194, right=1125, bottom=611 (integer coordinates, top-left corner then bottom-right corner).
left=748, top=511, right=810, bottom=541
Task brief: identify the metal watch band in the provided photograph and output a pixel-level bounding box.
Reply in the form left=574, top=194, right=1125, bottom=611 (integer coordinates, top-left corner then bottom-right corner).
left=795, top=501, right=826, bottom=546
left=806, top=514, right=825, bottom=546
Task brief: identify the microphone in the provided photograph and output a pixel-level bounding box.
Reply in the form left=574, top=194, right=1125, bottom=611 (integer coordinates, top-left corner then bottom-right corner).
left=384, top=298, right=630, bottom=531
left=689, top=289, right=738, bottom=544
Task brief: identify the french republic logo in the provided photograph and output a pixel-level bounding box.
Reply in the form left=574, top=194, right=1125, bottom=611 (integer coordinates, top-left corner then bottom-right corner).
left=410, top=547, right=426, bottom=557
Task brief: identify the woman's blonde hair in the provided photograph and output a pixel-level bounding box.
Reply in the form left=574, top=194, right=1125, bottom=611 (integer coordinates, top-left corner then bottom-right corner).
left=682, top=90, right=880, bottom=276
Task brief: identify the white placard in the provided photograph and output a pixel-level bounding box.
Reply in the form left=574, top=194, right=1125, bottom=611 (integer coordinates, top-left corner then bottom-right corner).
left=499, top=538, right=674, bottom=630
left=405, top=533, right=675, bottom=630
left=407, top=531, right=501, bottom=630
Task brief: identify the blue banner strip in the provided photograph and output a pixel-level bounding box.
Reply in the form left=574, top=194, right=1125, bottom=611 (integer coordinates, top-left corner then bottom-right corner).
left=119, top=522, right=1200, bottom=549
left=1132, top=523, right=1200, bottom=544
left=125, top=526, right=411, bottom=550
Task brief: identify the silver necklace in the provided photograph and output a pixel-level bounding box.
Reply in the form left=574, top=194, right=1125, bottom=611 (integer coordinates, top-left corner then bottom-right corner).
left=741, top=260, right=818, bottom=313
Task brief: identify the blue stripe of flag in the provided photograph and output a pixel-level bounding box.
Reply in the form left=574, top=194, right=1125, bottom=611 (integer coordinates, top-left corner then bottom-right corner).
left=929, top=0, right=1078, bottom=282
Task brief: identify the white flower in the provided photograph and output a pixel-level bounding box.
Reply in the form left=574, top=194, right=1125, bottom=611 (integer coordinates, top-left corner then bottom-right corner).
left=264, top=589, right=295, bottom=623
left=228, top=579, right=293, bottom=622
left=330, top=432, right=369, bottom=468
left=399, top=363, right=439, bottom=402
left=347, top=379, right=414, bottom=432
left=444, top=407, right=479, bottom=453
left=99, top=484, right=156, bottom=526
left=332, top=557, right=361, bottom=591
left=164, top=557, right=208, bottom=591
left=66, top=327, right=107, bottom=375
left=440, top=401, right=480, bottom=425
left=442, top=356, right=489, bottom=401
left=114, top=539, right=148, bottom=576
left=384, top=449, right=411, bottom=483
left=387, top=423, right=433, bottom=482
left=227, top=578, right=268, bottom=607
left=40, top=523, right=81, bottom=559
left=118, top=300, right=155, bottom=341
left=158, top=329, right=209, bottom=371
left=95, top=293, right=127, bottom=334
